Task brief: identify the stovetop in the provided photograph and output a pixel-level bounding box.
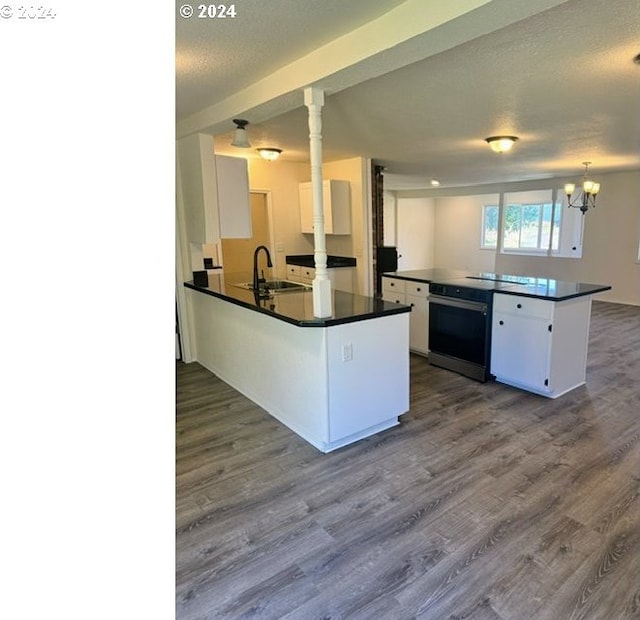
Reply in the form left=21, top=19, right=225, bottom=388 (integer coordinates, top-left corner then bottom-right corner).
left=466, top=273, right=538, bottom=285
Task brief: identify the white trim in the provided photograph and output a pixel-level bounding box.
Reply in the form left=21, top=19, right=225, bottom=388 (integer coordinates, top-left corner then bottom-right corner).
left=175, top=149, right=195, bottom=362
left=363, top=158, right=374, bottom=297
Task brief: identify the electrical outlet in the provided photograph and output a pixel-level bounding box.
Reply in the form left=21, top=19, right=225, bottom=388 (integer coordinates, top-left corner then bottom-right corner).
left=342, top=343, right=353, bottom=362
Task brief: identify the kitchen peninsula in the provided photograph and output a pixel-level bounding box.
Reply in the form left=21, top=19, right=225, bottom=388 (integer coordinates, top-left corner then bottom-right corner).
left=185, top=273, right=410, bottom=453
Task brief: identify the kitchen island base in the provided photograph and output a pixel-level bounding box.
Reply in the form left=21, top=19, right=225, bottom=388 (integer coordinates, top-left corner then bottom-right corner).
left=188, top=289, right=409, bottom=452
left=491, top=293, right=592, bottom=398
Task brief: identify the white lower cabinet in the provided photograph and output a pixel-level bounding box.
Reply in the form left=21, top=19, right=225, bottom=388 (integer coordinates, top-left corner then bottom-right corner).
left=381, top=276, right=405, bottom=303
left=286, top=264, right=301, bottom=280
left=286, top=263, right=354, bottom=293
left=491, top=293, right=592, bottom=398
left=382, top=277, right=429, bottom=355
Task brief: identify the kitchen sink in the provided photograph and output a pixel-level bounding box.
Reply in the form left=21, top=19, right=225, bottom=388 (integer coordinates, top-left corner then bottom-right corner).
left=232, top=280, right=311, bottom=293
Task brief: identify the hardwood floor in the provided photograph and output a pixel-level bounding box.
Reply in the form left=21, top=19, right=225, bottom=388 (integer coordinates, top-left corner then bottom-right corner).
left=176, top=300, right=640, bottom=619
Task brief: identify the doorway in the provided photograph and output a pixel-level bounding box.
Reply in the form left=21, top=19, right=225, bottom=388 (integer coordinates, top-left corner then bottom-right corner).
left=220, top=192, right=272, bottom=275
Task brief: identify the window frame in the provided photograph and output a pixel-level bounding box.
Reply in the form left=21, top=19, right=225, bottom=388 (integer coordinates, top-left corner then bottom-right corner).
left=479, top=188, right=583, bottom=258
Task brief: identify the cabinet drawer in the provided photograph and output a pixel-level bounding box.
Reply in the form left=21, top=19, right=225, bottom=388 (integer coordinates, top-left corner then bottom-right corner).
left=383, top=293, right=405, bottom=304
left=382, top=277, right=406, bottom=295
left=406, top=281, right=428, bottom=296
left=493, top=293, right=553, bottom=319
left=301, top=267, right=315, bottom=280
left=286, top=264, right=301, bottom=278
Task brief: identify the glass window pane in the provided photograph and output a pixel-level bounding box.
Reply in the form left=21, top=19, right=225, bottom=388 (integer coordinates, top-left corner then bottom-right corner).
left=503, top=204, right=521, bottom=249
left=482, top=205, right=498, bottom=247
left=502, top=190, right=558, bottom=252
left=521, top=204, right=541, bottom=248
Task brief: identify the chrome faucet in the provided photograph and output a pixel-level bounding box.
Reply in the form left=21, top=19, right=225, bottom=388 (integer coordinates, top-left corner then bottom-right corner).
left=252, top=245, right=273, bottom=293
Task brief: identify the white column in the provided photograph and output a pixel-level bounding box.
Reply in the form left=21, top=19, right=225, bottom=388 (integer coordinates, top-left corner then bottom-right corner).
left=304, top=86, right=333, bottom=318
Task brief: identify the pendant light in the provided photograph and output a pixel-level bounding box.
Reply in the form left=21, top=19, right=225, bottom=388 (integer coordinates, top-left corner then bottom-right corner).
left=231, top=119, right=251, bottom=148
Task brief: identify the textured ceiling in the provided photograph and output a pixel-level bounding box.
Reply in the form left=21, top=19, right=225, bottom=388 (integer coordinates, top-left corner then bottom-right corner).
left=175, top=0, right=408, bottom=119
left=176, top=0, right=640, bottom=190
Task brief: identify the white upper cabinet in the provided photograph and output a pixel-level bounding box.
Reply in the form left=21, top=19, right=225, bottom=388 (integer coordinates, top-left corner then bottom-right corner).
left=215, top=155, right=251, bottom=239
left=177, top=133, right=220, bottom=244
left=177, top=134, right=251, bottom=244
left=299, top=180, right=351, bottom=235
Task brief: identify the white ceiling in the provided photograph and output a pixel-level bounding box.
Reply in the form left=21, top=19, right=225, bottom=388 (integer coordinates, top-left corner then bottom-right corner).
left=176, top=0, right=640, bottom=190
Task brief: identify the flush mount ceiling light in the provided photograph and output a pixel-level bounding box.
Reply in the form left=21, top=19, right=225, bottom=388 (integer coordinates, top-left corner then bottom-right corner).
left=257, top=147, right=282, bottom=161
left=485, top=135, right=519, bottom=153
left=430, top=179, right=440, bottom=187
left=231, top=118, right=251, bottom=148
left=564, top=161, right=601, bottom=214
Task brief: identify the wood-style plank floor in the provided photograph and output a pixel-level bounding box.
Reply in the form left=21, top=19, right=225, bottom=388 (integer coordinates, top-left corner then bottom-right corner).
left=176, top=300, right=640, bottom=619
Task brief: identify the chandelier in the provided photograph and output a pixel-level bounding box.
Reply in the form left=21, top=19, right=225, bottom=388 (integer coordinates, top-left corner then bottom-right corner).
left=564, top=162, right=600, bottom=214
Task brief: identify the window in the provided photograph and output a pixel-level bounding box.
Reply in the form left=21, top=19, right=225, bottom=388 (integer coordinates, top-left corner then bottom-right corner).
left=480, top=188, right=582, bottom=257
left=502, top=201, right=560, bottom=251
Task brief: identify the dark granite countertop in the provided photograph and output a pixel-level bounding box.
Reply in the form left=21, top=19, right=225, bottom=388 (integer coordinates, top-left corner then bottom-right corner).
left=490, top=279, right=611, bottom=301
left=382, top=268, right=470, bottom=283
left=286, top=254, right=357, bottom=268
left=382, top=269, right=611, bottom=301
left=185, top=273, right=409, bottom=327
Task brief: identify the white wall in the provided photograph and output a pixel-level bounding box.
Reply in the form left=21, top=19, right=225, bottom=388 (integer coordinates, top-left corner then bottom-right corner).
left=433, top=193, right=498, bottom=273
left=396, top=197, right=435, bottom=270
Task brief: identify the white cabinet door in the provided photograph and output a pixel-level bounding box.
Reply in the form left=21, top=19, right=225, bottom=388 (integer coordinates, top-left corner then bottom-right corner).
left=215, top=155, right=251, bottom=239
left=176, top=140, right=252, bottom=244
left=299, top=180, right=350, bottom=234
left=406, top=293, right=429, bottom=354
left=177, top=133, right=220, bottom=244
left=382, top=277, right=428, bottom=355
left=492, top=311, right=552, bottom=392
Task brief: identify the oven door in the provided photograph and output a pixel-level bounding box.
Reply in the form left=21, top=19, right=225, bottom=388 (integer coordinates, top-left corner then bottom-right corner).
left=428, top=294, right=491, bottom=381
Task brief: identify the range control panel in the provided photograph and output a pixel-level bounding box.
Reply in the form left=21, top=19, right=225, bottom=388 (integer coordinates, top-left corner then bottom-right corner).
left=429, top=282, right=494, bottom=303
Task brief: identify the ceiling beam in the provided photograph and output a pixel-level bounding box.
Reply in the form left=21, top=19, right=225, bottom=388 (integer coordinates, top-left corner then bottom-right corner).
left=176, top=0, right=571, bottom=140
